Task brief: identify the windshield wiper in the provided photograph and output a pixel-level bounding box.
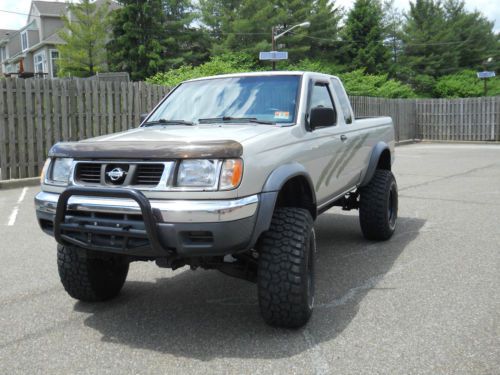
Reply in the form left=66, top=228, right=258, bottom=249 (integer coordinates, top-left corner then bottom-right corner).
left=198, top=116, right=275, bottom=125
left=143, top=119, right=194, bottom=126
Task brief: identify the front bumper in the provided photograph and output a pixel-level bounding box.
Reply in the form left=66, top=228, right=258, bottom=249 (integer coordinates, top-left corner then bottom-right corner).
left=35, top=187, right=263, bottom=258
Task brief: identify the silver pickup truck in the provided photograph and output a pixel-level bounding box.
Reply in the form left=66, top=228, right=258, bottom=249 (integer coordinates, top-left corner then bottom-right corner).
left=35, top=71, right=398, bottom=328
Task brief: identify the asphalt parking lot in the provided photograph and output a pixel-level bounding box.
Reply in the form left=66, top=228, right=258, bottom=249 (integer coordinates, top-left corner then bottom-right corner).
left=0, top=143, right=499, bottom=374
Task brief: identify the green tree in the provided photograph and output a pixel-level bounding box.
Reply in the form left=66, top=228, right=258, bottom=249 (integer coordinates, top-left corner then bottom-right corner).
left=307, top=0, right=343, bottom=62
left=401, top=0, right=458, bottom=81
left=199, top=0, right=242, bottom=48
left=382, top=0, right=404, bottom=76
left=57, top=0, right=111, bottom=77
left=162, top=0, right=211, bottom=69
left=108, top=0, right=167, bottom=81
left=200, top=0, right=343, bottom=65
left=340, top=0, right=390, bottom=74
left=443, top=0, right=497, bottom=70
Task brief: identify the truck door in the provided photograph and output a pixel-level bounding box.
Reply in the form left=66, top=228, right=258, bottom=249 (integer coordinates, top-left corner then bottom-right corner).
left=301, top=79, right=352, bottom=206
left=329, top=77, right=371, bottom=187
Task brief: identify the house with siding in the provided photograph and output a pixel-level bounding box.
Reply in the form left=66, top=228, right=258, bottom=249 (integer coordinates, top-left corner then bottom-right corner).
left=1, top=0, right=117, bottom=78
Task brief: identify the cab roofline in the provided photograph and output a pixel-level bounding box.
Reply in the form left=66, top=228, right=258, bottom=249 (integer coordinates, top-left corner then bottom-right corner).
left=183, top=71, right=338, bottom=83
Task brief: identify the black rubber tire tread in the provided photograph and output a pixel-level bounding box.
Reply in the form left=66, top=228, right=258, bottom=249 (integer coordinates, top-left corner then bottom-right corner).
left=359, top=169, right=398, bottom=241
left=57, top=245, right=129, bottom=302
left=257, top=207, right=315, bottom=328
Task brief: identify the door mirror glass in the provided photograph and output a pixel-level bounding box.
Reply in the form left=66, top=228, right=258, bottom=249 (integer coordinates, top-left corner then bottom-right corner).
left=310, top=107, right=336, bottom=129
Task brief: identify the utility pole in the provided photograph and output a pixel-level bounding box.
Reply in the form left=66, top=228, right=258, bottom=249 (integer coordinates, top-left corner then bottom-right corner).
left=271, top=27, right=276, bottom=71
left=267, top=22, right=310, bottom=71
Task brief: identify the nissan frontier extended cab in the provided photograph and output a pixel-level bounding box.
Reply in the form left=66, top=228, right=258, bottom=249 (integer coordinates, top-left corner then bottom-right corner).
left=35, top=71, right=398, bottom=328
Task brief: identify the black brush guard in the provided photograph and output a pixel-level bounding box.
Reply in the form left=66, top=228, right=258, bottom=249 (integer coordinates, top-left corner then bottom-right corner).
left=54, top=187, right=169, bottom=254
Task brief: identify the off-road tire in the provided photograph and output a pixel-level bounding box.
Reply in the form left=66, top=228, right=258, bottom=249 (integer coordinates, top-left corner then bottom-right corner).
left=257, top=207, right=316, bottom=328
left=57, top=245, right=129, bottom=302
left=359, top=169, right=398, bottom=241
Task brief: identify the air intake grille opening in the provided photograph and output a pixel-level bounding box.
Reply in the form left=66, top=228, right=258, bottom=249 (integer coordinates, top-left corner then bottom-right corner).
left=135, top=164, right=165, bottom=185
left=76, top=163, right=101, bottom=183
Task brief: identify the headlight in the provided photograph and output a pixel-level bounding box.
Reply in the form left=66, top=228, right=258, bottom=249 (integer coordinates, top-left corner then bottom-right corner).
left=175, top=159, right=243, bottom=190
left=219, top=159, right=243, bottom=190
left=40, top=158, right=51, bottom=184
left=177, top=159, right=218, bottom=187
left=49, top=158, right=73, bottom=184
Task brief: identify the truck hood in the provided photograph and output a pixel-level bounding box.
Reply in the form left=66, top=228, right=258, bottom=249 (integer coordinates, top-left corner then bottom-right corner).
left=48, top=124, right=281, bottom=159
left=81, top=124, right=278, bottom=144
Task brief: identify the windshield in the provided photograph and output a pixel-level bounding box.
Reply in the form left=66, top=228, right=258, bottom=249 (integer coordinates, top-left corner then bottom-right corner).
left=147, top=75, right=300, bottom=125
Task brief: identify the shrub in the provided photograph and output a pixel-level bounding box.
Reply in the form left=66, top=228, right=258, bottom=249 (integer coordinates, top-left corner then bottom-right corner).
left=434, top=70, right=499, bottom=98
left=148, top=56, right=416, bottom=98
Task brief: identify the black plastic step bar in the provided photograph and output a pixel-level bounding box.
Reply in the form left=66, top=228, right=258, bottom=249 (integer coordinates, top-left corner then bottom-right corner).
left=54, top=186, right=167, bottom=253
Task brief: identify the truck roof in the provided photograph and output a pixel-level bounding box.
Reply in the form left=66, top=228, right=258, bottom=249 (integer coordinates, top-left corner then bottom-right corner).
left=184, top=71, right=339, bottom=83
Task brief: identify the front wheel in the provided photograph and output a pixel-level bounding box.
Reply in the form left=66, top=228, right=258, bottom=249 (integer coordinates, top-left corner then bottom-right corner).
left=359, top=169, right=398, bottom=241
left=257, top=207, right=316, bottom=328
left=57, top=245, right=129, bottom=302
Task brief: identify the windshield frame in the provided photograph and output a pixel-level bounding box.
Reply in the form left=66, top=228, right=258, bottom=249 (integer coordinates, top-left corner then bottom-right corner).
left=141, top=74, right=303, bottom=127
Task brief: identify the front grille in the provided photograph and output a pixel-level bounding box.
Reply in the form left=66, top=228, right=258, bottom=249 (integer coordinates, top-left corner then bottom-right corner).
left=76, top=163, right=101, bottom=184
left=74, top=162, right=166, bottom=187
left=135, top=164, right=164, bottom=185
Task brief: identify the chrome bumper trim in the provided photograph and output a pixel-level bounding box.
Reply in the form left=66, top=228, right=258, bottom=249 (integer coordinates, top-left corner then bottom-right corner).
left=35, top=191, right=259, bottom=223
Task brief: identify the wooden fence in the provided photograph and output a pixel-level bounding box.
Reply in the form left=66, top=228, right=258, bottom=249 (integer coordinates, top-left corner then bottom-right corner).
left=0, top=78, right=169, bottom=180
left=350, top=96, right=418, bottom=142
left=416, top=97, right=500, bottom=141
left=0, top=77, right=499, bottom=180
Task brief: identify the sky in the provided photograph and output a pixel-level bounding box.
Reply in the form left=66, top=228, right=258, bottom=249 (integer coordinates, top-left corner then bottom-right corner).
left=0, top=0, right=499, bottom=32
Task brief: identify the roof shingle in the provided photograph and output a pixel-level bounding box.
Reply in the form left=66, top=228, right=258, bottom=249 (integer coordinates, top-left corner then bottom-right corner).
left=33, top=1, right=68, bottom=16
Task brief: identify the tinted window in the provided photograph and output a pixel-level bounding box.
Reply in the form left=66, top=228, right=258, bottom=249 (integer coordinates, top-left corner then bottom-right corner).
left=310, top=83, right=334, bottom=110
left=331, top=78, right=353, bottom=124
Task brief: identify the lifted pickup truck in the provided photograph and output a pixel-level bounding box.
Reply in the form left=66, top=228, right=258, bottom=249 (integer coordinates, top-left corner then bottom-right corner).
left=35, top=71, right=398, bottom=328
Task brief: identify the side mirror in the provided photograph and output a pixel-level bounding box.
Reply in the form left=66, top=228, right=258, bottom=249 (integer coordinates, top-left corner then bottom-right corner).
left=309, top=107, right=336, bottom=130
left=140, top=113, right=148, bottom=123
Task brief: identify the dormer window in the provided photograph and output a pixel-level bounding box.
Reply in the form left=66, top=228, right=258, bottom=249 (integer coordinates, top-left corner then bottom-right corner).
left=21, top=31, right=28, bottom=51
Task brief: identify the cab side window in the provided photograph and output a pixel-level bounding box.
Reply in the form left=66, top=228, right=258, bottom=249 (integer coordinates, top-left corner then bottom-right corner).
left=309, top=82, right=337, bottom=127
left=331, top=78, right=353, bottom=124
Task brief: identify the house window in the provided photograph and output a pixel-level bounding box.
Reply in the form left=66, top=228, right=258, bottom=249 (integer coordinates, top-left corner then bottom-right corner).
left=34, top=51, right=46, bottom=74
left=0, top=46, right=6, bottom=62
left=50, top=50, right=59, bottom=78
left=21, top=31, right=28, bottom=51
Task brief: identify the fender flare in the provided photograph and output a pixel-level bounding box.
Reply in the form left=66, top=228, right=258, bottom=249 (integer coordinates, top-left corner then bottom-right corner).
left=360, top=141, right=391, bottom=187
left=262, top=162, right=316, bottom=199
left=249, top=163, right=317, bottom=248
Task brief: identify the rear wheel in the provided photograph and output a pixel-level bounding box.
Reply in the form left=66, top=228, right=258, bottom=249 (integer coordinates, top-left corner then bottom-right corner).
left=359, top=169, right=398, bottom=240
left=57, top=245, right=129, bottom=302
left=257, top=207, right=315, bottom=328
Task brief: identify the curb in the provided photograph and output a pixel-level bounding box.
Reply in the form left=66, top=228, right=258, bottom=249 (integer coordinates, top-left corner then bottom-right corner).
left=396, top=139, right=421, bottom=146
left=419, top=139, right=500, bottom=145
left=0, top=177, right=40, bottom=190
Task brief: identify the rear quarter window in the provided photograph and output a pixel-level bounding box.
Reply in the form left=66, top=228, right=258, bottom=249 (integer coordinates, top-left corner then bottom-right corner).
left=331, top=78, right=353, bottom=124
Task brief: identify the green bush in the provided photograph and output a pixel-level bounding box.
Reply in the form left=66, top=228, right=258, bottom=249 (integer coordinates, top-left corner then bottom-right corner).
left=339, top=69, right=416, bottom=98
left=434, top=70, right=499, bottom=98
left=147, top=53, right=259, bottom=86
left=148, top=55, right=416, bottom=98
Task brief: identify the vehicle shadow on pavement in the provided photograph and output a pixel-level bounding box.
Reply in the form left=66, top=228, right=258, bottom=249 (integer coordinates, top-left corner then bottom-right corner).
left=76, top=212, right=425, bottom=360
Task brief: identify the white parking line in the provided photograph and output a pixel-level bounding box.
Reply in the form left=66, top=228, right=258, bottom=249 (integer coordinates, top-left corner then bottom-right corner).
left=17, top=187, right=27, bottom=204
left=7, top=207, right=19, bottom=226
left=6, top=187, right=28, bottom=226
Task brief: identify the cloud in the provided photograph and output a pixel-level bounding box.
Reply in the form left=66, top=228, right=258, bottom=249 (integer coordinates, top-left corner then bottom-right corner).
left=0, top=0, right=31, bottom=30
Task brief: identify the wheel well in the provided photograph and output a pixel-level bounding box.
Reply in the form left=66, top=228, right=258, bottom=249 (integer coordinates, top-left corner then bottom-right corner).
left=275, top=176, right=316, bottom=219
left=377, top=149, right=391, bottom=170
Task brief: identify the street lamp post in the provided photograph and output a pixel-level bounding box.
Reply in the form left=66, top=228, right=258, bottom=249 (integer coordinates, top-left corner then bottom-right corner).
left=271, top=21, right=310, bottom=70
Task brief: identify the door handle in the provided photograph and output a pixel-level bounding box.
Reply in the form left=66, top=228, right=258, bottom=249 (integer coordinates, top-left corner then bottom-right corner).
left=340, top=135, right=348, bottom=142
